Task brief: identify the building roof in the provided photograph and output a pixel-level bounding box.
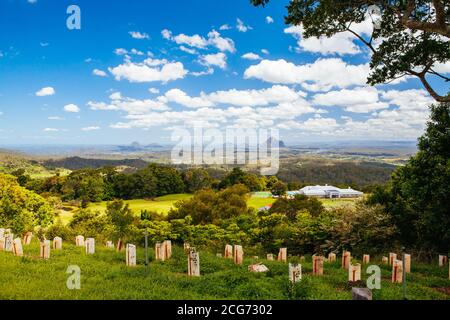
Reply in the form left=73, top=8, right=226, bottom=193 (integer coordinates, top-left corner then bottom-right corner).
left=299, top=185, right=363, bottom=196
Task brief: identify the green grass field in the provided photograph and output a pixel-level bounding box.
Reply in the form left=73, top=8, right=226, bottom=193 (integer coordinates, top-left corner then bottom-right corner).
left=0, top=242, right=448, bottom=300
left=55, top=195, right=356, bottom=225
left=87, top=194, right=193, bottom=215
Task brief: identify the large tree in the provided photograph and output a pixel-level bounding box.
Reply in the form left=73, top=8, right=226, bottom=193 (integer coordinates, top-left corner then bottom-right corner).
left=368, top=102, right=450, bottom=253
left=0, top=173, right=54, bottom=233
left=251, top=0, right=449, bottom=102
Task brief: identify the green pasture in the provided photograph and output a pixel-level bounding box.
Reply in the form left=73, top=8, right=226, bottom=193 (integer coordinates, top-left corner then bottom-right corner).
left=55, top=194, right=357, bottom=225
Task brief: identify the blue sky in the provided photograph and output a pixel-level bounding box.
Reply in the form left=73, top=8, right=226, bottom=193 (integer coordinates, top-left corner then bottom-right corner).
left=0, top=0, right=448, bottom=145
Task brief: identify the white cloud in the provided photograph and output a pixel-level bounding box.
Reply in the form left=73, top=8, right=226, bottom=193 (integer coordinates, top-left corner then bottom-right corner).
left=129, top=31, right=150, bottom=40
left=284, top=19, right=374, bottom=55
left=207, top=30, right=235, bottom=53
left=206, top=85, right=307, bottom=107
left=93, top=69, right=108, bottom=77
left=313, top=87, right=389, bottom=113
left=88, top=93, right=169, bottom=115
left=28, top=0, right=37, bottom=4
left=44, top=128, right=59, bottom=132
left=162, top=29, right=235, bottom=53
left=244, top=58, right=370, bottom=91
left=109, top=59, right=188, bottom=83
left=40, top=42, right=49, bottom=47
left=114, top=48, right=144, bottom=56
left=164, top=89, right=214, bottom=108
left=432, top=61, right=450, bottom=74
left=199, top=53, right=227, bottom=69
left=82, top=126, right=100, bottom=131
left=261, top=49, right=270, bottom=55
left=64, top=104, right=80, bottom=113
left=114, top=48, right=128, bottom=56
left=48, top=116, right=64, bottom=120
left=148, top=88, right=160, bottom=94
left=179, top=46, right=198, bottom=55
left=266, top=16, right=274, bottom=24
left=242, top=52, right=261, bottom=60
left=236, top=18, right=252, bottom=32
left=36, top=87, right=55, bottom=97
left=191, top=68, right=215, bottom=77
left=219, top=24, right=231, bottom=30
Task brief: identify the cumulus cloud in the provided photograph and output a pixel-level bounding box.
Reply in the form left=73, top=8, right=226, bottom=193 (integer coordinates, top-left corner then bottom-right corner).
left=163, top=89, right=214, bottom=108
left=129, top=31, right=150, bottom=40
left=236, top=18, right=252, bottom=32
left=109, top=57, right=188, bottom=83
left=162, top=29, right=235, bottom=53
left=179, top=46, right=198, bottom=55
left=284, top=18, right=374, bottom=55
left=93, top=69, right=108, bottom=77
left=266, top=16, right=274, bottom=24
left=36, top=87, right=55, bottom=97
left=199, top=53, right=227, bottom=69
left=244, top=58, right=370, bottom=91
left=82, top=126, right=100, bottom=131
left=148, top=87, right=160, bottom=94
left=88, top=92, right=169, bottom=115
left=242, top=52, right=261, bottom=60
left=64, top=104, right=80, bottom=113
left=312, top=87, right=389, bottom=113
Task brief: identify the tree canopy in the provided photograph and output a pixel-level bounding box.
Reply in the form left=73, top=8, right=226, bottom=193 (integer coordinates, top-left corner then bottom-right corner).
left=368, top=102, right=450, bottom=253
left=251, top=0, right=449, bottom=102
left=0, top=173, right=54, bottom=233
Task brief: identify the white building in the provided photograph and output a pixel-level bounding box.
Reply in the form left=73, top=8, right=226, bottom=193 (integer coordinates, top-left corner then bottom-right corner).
left=288, top=185, right=363, bottom=199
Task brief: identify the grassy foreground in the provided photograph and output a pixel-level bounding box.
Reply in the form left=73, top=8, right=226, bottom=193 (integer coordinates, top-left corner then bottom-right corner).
left=0, top=241, right=448, bottom=300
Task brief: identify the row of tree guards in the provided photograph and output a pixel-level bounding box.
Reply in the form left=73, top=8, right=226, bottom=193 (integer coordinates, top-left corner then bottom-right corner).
left=1, top=228, right=450, bottom=282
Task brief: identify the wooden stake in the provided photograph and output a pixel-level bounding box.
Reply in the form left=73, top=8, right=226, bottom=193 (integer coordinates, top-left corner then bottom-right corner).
left=106, top=241, right=114, bottom=248
left=53, top=237, right=62, bottom=250
left=404, top=254, right=411, bottom=273
left=126, top=244, right=136, bottom=267
left=233, top=245, right=243, bottom=265
left=392, top=259, right=403, bottom=283
left=75, top=235, right=84, bottom=247
left=342, top=250, right=351, bottom=269
left=163, top=240, right=172, bottom=260
left=85, top=238, right=95, bottom=254
left=188, top=248, right=200, bottom=277
left=12, top=238, right=23, bottom=257
left=224, top=244, right=233, bottom=259
left=348, top=263, right=361, bottom=282
left=439, top=255, right=448, bottom=267
left=389, top=253, right=397, bottom=266
left=40, top=240, right=51, bottom=259
left=363, top=254, right=370, bottom=264
left=277, top=248, right=287, bottom=262
left=328, top=252, right=336, bottom=262
left=23, top=232, right=32, bottom=245
left=289, top=263, right=302, bottom=283
left=312, top=255, right=324, bottom=276
left=4, top=233, right=13, bottom=252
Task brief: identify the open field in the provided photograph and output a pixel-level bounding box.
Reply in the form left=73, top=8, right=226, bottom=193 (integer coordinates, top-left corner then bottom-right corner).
left=0, top=242, right=448, bottom=300
left=52, top=195, right=358, bottom=225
